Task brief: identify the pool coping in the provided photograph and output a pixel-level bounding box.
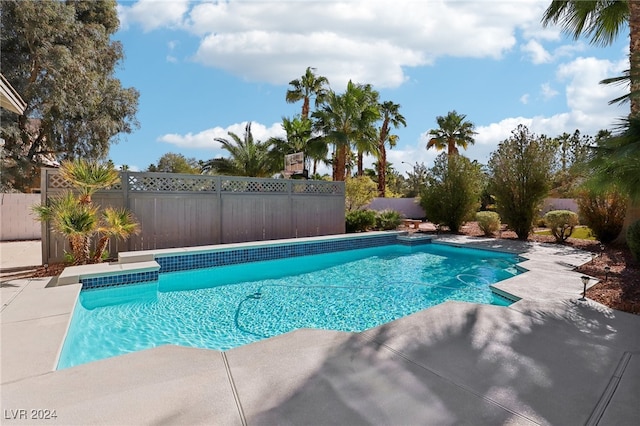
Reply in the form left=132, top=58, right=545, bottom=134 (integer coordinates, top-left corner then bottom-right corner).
left=2, top=234, right=639, bottom=424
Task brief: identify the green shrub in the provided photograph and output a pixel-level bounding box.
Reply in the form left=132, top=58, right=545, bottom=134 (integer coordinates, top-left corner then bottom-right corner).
left=345, top=176, right=377, bottom=212
left=488, top=125, right=555, bottom=240
left=375, top=209, right=403, bottom=230
left=577, top=188, right=628, bottom=244
left=419, top=153, right=482, bottom=233
left=346, top=210, right=376, bottom=233
left=476, top=211, right=501, bottom=236
left=544, top=210, right=579, bottom=243
left=627, top=220, right=640, bottom=262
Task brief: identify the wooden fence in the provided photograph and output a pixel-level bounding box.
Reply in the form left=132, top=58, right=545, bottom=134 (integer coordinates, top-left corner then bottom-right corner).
left=0, top=193, right=41, bottom=241
left=41, top=169, right=345, bottom=264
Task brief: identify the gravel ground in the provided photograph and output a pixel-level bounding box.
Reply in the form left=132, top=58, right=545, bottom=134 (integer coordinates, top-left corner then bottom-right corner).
left=29, top=222, right=640, bottom=315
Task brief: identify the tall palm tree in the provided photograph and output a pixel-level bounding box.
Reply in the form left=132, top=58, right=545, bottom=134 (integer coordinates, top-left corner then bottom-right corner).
left=286, top=67, right=330, bottom=120
left=312, top=81, right=379, bottom=181
left=203, top=122, right=276, bottom=177
left=542, top=0, right=640, bottom=116
left=352, top=84, right=381, bottom=177
left=426, top=110, right=476, bottom=155
left=377, top=101, right=406, bottom=197
left=268, top=115, right=327, bottom=175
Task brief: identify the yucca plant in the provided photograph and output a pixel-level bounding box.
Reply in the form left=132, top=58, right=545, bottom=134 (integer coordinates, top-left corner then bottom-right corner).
left=33, top=159, right=138, bottom=265
left=33, top=191, right=99, bottom=264
left=59, top=159, right=120, bottom=204
left=93, top=208, right=140, bottom=262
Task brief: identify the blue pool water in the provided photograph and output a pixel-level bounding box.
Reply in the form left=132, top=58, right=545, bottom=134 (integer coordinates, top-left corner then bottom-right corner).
left=58, top=243, right=521, bottom=369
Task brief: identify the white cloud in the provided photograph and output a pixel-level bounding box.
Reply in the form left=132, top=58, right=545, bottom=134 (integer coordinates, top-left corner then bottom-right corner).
left=158, top=121, right=285, bottom=153
left=520, top=94, right=530, bottom=104
left=557, top=56, right=627, bottom=114
left=414, top=55, right=628, bottom=166
left=464, top=60, right=627, bottom=164
left=120, top=0, right=549, bottom=88
left=118, top=0, right=189, bottom=32
left=541, top=83, right=558, bottom=100
left=521, top=40, right=552, bottom=64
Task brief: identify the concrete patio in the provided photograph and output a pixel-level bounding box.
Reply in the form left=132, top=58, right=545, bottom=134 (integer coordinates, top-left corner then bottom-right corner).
left=1, top=236, right=639, bottom=425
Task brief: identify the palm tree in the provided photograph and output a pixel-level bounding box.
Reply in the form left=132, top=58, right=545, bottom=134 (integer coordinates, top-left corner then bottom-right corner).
left=93, top=208, right=140, bottom=263
left=286, top=67, right=330, bottom=120
left=542, top=0, right=640, bottom=116
left=203, top=122, right=276, bottom=177
left=59, top=159, right=120, bottom=204
left=377, top=101, right=406, bottom=197
left=312, top=82, right=380, bottom=181
left=268, top=116, right=318, bottom=174
left=352, top=84, right=381, bottom=177
left=542, top=0, right=640, bottom=242
left=426, top=110, right=476, bottom=155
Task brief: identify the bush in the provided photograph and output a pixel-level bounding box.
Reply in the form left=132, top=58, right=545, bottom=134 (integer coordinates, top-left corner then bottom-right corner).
left=628, top=220, right=640, bottom=262
left=419, top=153, right=482, bottom=233
left=577, top=188, right=628, bottom=244
left=375, top=209, right=403, bottom=230
left=345, top=176, right=377, bottom=212
left=544, top=210, right=579, bottom=243
left=488, top=125, right=556, bottom=240
left=346, top=210, right=376, bottom=233
left=476, top=211, right=501, bottom=236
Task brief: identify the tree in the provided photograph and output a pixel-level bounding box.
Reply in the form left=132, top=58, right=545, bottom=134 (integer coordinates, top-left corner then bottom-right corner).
left=286, top=67, right=330, bottom=120
left=419, top=153, right=483, bottom=232
left=542, top=0, right=639, bottom=113
left=352, top=84, right=381, bottom=177
left=542, top=0, right=640, bottom=243
left=377, top=101, right=406, bottom=197
left=549, top=129, right=592, bottom=196
left=202, top=122, right=276, bottom=177
left=267, top=115, right=328, bottom=175
left=426, top=110, right=476, bottom=156
left=403, top=162, right=429, bottom=198
left=488, top=125, right=556, bottom=240
left=32, top=159, right=139, bottom=264
left=345, top=176, right=378, bottom=212
left=0, top=0, right=139, bottom=192
left=312, top=81, right=380, bottom=181
left=147, top=153, right=201, bottom=174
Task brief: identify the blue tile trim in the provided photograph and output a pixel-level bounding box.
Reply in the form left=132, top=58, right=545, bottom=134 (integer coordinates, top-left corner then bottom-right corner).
left=157, top=234, right=399, bottom=273
left=396, top=235, right=433, bottom=246
left=81, top=270, right=159, bottom=290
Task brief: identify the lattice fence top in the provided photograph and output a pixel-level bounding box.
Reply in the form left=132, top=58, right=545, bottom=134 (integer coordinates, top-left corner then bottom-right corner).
left=47, top=171, right=122, bottom=190
left=47, top=173, right=73, bottom=189
left=128, top=174, right=217, bottom=192
left=292, top=182, right=344, bottom=194
left=220, top=179, right=288, bottom=193
left=45, top=170, right=344, bottom=195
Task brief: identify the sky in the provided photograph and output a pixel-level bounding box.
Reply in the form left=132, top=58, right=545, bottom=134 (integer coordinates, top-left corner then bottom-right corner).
left=110, top=0, right=630, bottom=176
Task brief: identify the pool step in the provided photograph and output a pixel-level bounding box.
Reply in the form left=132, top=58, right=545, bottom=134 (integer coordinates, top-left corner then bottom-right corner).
left=57, top=261, right=160, bottom=289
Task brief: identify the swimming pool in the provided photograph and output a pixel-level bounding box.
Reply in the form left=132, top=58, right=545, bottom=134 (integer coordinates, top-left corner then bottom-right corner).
left=58, top=241, right=522, bottom=369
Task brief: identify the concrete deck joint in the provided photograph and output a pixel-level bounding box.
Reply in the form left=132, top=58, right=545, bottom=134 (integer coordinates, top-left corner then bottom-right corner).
left=586, top=351, right=634, bottom=426
left=221, top=352, right=247, bottom=426
left=360, top=332, right=541, bottom=425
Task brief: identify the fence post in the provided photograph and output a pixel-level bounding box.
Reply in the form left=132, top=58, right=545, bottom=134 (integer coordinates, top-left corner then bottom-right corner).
left=121, top=171, right=130, bottom=251
left=40, top=168, right=49, bottom=265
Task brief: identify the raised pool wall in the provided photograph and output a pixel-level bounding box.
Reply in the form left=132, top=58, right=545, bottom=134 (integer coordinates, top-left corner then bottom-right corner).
left=57, top=231, right=436, bottom=291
